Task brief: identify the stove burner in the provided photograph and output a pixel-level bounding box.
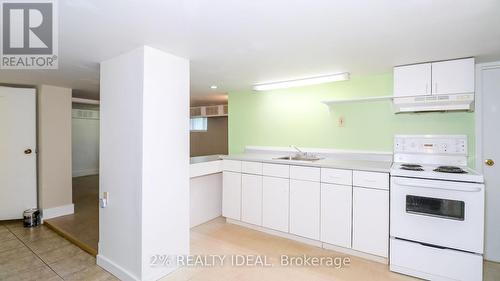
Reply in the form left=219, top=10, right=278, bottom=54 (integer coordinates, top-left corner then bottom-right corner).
left=433, top=166, right=468, bottom=174
left=400, top=166, right=424, bottom=171
left=400, top=163, right=424, bottom=171
left=401, top=164, right=423, bottom=168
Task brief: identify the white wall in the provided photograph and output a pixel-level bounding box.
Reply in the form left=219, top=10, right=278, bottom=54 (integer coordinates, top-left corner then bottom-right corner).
left=141, top=46, right=190, bottom=280
left=99, top=47, right=143, bottom=280
left=98, top=46, right=189, bottom=281
left=37, top=85, right=74, bottom=218
left=72, top=108, right=100, bottom=177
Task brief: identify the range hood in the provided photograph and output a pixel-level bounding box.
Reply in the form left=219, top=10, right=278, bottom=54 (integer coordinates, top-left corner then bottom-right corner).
left=393, top=93, right=474, bottom=113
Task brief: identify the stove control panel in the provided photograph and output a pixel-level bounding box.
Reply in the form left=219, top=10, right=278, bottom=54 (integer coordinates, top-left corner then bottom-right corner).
left=394, top=135, right=467, bottom=155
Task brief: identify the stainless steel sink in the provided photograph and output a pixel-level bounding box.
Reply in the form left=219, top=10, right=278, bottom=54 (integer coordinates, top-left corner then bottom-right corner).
left=273, top=154, right=323, bottom=162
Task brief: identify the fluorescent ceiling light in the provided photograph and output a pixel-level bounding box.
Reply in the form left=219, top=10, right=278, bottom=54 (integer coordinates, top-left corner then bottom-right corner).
left=210, top=85, right=218, bottom=89
left=253, top=72, right=350, bottom=91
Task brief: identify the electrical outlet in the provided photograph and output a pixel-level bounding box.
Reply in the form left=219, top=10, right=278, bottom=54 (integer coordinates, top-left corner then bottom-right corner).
left=100, top=192, right=109, bottom=208
left=338, top=116, right=345, bottom=127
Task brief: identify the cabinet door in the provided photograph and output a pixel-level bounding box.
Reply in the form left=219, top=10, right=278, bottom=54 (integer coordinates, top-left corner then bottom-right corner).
left=431, top=58, right=474, bottom=95
left=290, top=179, right=320, bottom=240
left=241, top=174, right=263, bottom=226
left=222, top=171, right=241, bottom=220
left=352, top=187, right=389, bottom=257
left=394, top=63, right=431, bottom=97
left=320, top=183, right=352, bottom=248
left=262, top=176, right=289, bottom=232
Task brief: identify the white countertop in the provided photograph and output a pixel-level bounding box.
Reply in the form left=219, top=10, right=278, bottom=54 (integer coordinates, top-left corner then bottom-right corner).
left=190, top=155, right=224, bottom=178
left=222, top=153, right=392, bottom=173
left=190, top=155, right=223, bottom=165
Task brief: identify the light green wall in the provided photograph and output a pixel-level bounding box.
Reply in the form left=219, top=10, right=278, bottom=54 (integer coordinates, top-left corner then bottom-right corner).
left=228, top=73, right=476, bottom=166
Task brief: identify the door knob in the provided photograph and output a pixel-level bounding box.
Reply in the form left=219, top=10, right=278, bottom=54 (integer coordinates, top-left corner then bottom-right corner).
left=485, top=159, right=495, bottom=166
left=24, top=149, right=32, bottom=154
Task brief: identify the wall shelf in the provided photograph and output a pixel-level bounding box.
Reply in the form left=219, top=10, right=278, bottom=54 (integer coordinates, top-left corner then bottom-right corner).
left=321, top=95, right=393, bottom=106
left=190, top=104, right=228, bottom=117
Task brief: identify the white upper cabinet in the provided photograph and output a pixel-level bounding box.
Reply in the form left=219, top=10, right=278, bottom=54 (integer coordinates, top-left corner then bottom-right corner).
left=394, top=63, right=431, bottom=97
left=394, top=58, right=475, bottom=98
left=431, top=58, right=475, bottom=95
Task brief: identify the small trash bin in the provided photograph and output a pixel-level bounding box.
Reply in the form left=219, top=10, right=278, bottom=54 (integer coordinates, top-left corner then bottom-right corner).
left=23, top=208, right=41, bottom=227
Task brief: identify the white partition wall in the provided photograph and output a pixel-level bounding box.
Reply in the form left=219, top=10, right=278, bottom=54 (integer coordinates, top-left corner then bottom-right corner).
left=98, top=46, right=190, bottom=281
left=38, top=85, right=74, bottom=219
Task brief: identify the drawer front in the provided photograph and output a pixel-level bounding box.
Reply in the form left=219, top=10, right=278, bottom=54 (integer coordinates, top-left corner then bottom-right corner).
left=353, top=171, right=389, bottom=190
left=262, top=163, right=289, bottom=178
left=390, top=238, right=483, bottom=281
left=241, top=161, right=263, bottom=175
left=222, top=160, right=241, bottom=172
left=290, top=165, right=320, bottom=181
left=321, top=168, right=352, bottom=185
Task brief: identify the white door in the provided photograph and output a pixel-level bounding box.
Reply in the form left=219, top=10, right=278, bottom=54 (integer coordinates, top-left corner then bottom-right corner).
left=0, top=87, right=37, bottom=220
left=480, top=63, right=500, bottom=262
left=289, top=179, right=320, bottom=240
left=241, top=174, right=262, bottom=226
left=431, top=58, right=475, bottom=95
left=262, top=176, right=289, bottom=232
left=222, top=171, right=241, bottom=220
left=393, top=63, right=431, bottom=97
left=352, top=187, right=389, bottom=257
left=320, top=183, right=352, bottom=248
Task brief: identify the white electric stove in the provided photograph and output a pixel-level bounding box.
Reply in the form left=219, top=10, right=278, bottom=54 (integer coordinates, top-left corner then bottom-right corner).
left=389, top=135, right=485, bottom=281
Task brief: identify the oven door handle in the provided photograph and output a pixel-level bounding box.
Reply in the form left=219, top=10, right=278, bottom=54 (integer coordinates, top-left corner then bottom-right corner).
left=393, top=178, right=482, bottom=192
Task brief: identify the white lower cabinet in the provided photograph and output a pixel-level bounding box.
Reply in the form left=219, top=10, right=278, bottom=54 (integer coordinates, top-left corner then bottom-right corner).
left=223, top=161, right=390, bottom=260
left=289, top=179, right=320, bottom=240
left=222, top=171, right=241, bottom=220
left=352, top=186, right=389, bottom=257
left=262, top=176, right=289, bottom=232
left=241, top=174, right=263, bottom=226
left=320, top=183, right=352, bottom=248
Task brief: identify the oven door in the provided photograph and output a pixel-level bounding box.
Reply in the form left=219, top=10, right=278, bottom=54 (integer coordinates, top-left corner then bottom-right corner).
left=390, top=176, right=484, bottom=253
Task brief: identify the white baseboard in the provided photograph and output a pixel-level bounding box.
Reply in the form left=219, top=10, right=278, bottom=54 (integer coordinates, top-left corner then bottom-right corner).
left=42, top=204, right=74, bottom=220
left=97, top=254, right=139, bottom=281
left=72, top=168, right=99, bottom=177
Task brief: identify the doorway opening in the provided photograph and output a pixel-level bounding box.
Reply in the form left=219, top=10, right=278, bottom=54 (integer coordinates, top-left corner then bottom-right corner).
left=44, top=102, right=100, bottom=255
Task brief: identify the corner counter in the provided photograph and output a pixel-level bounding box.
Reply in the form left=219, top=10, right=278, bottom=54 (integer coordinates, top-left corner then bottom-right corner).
left=190, top=155, right=224, bottom=227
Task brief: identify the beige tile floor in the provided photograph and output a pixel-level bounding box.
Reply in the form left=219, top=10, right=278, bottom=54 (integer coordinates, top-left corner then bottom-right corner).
left=160, top=217, right=500, bottom=281
left=0, top=220, right=117, bottom=281
left=45, top=175, right=100, bottom=253
left=3, top=215, right=499, bottom=281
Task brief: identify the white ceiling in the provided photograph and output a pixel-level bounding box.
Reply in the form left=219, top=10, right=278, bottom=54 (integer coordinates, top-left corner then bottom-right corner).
left=1, top=0, right=500, bottom=105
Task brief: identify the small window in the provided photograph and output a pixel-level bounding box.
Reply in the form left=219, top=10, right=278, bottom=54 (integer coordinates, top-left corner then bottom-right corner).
left=190, top=117, right=207, bottom=132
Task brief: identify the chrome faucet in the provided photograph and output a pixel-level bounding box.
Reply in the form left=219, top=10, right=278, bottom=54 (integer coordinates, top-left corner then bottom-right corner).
left=290, top=145, right=304, bottom=154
